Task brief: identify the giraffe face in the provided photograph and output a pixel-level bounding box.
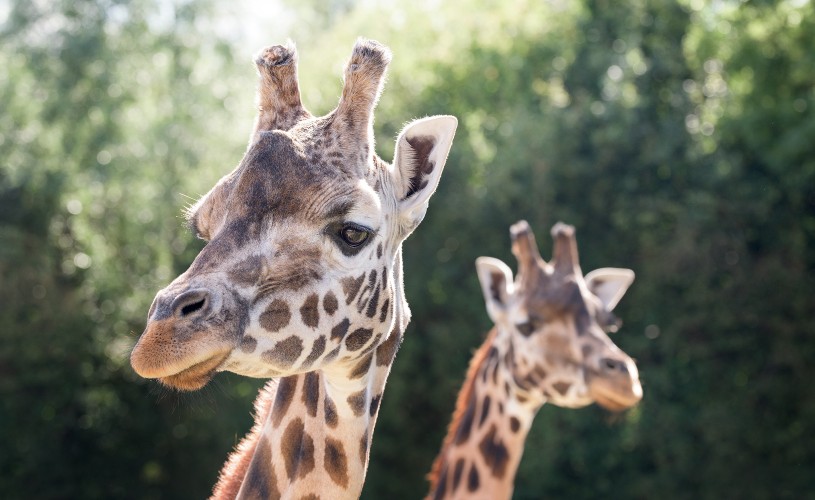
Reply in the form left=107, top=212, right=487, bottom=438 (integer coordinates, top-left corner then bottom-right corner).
left=130, top=40, right=457, bottom=390
left=475, top=221, right=642, bottom=411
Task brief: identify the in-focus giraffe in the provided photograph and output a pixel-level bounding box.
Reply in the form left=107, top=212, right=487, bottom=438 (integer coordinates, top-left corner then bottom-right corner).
left=426, top=220, right=642, bottom=500
left=129, top=38, right=457, bottom=499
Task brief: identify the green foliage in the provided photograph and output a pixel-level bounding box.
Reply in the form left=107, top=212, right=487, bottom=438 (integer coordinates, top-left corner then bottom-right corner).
left=1, top=0, right=813, bottom=498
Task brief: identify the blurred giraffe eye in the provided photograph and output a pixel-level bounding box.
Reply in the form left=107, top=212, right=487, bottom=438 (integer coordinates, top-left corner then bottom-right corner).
left=340, top=224, right=370, bottom=247
left=516, top=321, right=534, bottom=336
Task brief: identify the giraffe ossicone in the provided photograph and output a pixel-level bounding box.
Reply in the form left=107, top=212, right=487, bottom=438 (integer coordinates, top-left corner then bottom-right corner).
left=129, top=38, right=457, bottom=499
left=427, top=220, right=642, bottom=500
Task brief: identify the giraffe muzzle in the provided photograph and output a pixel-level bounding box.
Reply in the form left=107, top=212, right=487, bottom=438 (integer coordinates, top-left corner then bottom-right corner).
left=131, top=283, right=242, bottom=389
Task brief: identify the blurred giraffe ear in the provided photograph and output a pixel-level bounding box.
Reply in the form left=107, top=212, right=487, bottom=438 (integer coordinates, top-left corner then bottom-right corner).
left=391, top=115, right=457, bottom=230
left=475, top=257, right=514, bottom=322
left=585, top=268, right=635, bottom=311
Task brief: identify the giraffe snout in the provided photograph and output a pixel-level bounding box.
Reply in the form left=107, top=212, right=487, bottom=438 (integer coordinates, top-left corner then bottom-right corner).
left=131, top=284, right=236, bottom=387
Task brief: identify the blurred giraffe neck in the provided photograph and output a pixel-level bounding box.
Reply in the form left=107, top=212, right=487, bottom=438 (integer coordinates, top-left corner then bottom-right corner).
left=426, top=328, right=540, bottom=500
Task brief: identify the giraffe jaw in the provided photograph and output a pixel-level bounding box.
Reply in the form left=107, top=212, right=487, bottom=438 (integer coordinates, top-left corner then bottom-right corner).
left=158, top=350, right=231, bottom=391
left=588, top=382, right=643, bottom=411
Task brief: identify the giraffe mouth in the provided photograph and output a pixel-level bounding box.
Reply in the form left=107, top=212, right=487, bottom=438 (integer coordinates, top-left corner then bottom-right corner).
left=589, top=385, right=642, bottom=412
left=158, top=351, right=231, bottom=391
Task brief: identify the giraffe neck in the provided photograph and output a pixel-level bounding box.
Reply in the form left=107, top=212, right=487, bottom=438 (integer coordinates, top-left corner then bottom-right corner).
left=427, top=328, right=542, bottom=500
left=213, top=250, right=409, bottom=500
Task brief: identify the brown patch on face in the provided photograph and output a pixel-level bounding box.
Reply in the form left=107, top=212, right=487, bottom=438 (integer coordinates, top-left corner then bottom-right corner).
left=323, top=291, right=338, bottom=316
left=272, top=376, right=298, bottom=427
left=281, top=417, right=315, bottom=481
left=240, top=437, right=280, bottom=499
left=331, top=318, right=350, bottom=341
left=345, top=327, right=374, bottom=351
left=229, top=255, right=262, bottom=286
left=364, top=286, right=380, bottom=318
left=347, top=389, right=367, bottom=417
left=375, top=327, right=402, bottom=367
left=323, top=344, right=342, bottom=363
left=302, top=335, right=326, bottom=368
left=349, top=352, right=373, bottom=379
left=300, top=293, right=320, bottom=328
left=240, top=335, right=258, bottom=353
left=260, top=299, right=291, bottom=332
left=509, top=416, right=521, bottom=433
left=467, top=463, right=480, bottom=492
left=261, top=335, right=304, bottom=368
left=361, top=332, right=382, bottom=355
left=553, top=381, right=572, bottom=396
left=378, top=298, right=390, bottom=322
left=302, top=372, right=320, bottom=418
left=324, top=437, right=349, bottom=488
left=324, top=395, right=338, bottom=428
left=341, top=274, right=365, bottom=305
left=478, top=424, right=510, bottom=478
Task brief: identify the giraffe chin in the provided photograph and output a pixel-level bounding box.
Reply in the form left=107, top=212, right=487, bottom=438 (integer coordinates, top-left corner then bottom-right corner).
left=590, top=389, right=641, bottom=412
left=158, top=351, right=231, bottom=391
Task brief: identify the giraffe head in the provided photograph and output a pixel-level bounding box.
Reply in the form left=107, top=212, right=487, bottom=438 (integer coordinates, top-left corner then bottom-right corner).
left=130, top=39, right=457, bottom=391
left=474, top=220, right=642, bottom=411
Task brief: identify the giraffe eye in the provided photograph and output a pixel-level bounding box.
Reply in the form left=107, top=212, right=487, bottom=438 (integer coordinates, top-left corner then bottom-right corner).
left=339, top=224, right=370, bottom=247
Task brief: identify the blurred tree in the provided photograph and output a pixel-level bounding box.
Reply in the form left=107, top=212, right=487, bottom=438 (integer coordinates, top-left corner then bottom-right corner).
left=1, top=0, right=813, bottom=498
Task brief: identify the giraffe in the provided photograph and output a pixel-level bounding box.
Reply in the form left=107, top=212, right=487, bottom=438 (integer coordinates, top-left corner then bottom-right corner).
left=426, top=220, right=643, bottom=500
left=129, top=38, right=457, bottom=499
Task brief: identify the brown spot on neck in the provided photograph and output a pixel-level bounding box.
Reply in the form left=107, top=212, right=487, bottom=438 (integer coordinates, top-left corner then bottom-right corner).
left=478, top=424, right=510, bottom=478
left=280, top=417, right=315, bottom=481
left=324, top=395, right=338, bottom=428
left=323, top=437, right=349, bottom=488
left=346, top=389, right=367, bottom=417
left=272, top=376, right=298, bottom=427
left=237, top=437, right=279, bottom=500
left=302, top=372, right=320, bottom=418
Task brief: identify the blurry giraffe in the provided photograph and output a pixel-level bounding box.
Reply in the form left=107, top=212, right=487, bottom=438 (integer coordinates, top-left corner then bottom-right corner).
left=426, top=221, right=642, bottom=500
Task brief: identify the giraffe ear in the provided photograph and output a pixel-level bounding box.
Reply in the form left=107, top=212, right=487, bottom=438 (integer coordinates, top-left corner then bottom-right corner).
left=475, top=257, right=515, bottom=321
left=391, top=115, right=457, bottom=229
left=585, top=268, right=635, bottom=311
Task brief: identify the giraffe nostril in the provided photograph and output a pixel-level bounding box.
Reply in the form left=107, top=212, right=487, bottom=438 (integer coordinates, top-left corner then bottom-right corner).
left=172, top=290, right=210, bottom=318
left=181, top=298, right=206, bottom=316
left=601, top=358, right=628, bottom=374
